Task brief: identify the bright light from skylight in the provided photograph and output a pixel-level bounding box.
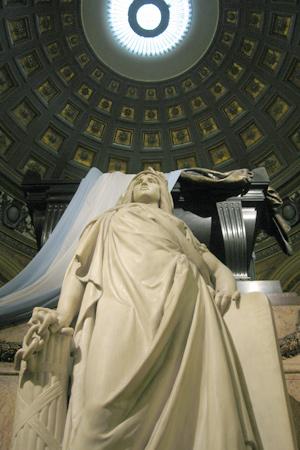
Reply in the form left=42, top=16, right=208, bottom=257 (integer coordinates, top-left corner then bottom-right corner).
left=136, top=4, right=161, bottom=30
left=108, top=0, right=192, bottom=56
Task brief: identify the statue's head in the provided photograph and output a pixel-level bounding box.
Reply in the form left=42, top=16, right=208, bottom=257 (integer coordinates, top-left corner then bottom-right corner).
left=116, top=167, right=174, bottom=214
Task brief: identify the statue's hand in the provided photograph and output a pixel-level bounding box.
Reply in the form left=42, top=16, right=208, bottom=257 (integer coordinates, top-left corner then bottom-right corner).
left=29, top=307, right=57, bottom=334
left=14, top=307, right=73, bottom=371
left=214, top=290, right=240, bottom=315
left=29, top=307, right=72, bottom=335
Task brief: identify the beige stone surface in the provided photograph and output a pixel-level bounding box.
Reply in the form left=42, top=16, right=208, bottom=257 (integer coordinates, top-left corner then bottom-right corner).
left=273, top=305, right=300, bottom=447
left=0, top=321, right=28, bottom=343
left=290, top=396, right=300, bottom=450
left=225, top=293, right=298, bottom=450
left=286, top=375, right=300, bottom=449
left=0, top=367, right=18, bottom=450
left=270, top=306, right=300, bottom=450
left=273, top=305, right=300, bottom=339
left=286, top=374, right=300, bottom=403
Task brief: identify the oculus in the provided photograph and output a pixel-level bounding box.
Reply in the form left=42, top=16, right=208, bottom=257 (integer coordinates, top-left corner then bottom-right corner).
left=108, top=0, right=192, bottom=56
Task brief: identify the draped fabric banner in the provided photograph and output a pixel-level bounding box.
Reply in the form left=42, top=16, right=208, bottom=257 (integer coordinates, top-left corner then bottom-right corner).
left=0, top=168, right=181, bottom=326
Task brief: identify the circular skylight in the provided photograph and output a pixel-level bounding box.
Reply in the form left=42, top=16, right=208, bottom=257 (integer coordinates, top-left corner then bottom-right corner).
left=136, top=5, right=161, bottom=30
left=108, top=0, right=192, bottom=56
left=81, top=0, right=219, bottom=81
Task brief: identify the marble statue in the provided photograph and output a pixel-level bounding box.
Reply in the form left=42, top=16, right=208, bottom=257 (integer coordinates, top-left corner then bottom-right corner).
left=13, top=168, right=261, bottom=449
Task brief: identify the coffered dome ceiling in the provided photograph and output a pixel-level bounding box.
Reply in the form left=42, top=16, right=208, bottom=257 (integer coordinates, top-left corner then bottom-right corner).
left=0, top=0, right=300, bottom=189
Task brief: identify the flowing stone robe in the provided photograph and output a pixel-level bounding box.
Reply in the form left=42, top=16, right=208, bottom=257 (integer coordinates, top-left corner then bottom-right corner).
left=62, top=203, right=256, bottom=450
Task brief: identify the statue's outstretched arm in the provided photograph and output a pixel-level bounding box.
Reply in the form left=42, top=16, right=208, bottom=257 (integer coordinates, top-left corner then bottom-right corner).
left=202, top=251, right=240, bottom=315
left=52, top=259, right=85, bottom=331
left=31, top=258, right=85, bottom=337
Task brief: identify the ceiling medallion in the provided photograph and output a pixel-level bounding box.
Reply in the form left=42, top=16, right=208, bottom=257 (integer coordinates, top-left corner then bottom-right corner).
left=108, top=0, right=192, bottom=56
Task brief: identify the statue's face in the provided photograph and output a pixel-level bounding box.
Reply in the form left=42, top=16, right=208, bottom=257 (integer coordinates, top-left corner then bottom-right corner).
left=132, top=174, right=160, bottom=206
